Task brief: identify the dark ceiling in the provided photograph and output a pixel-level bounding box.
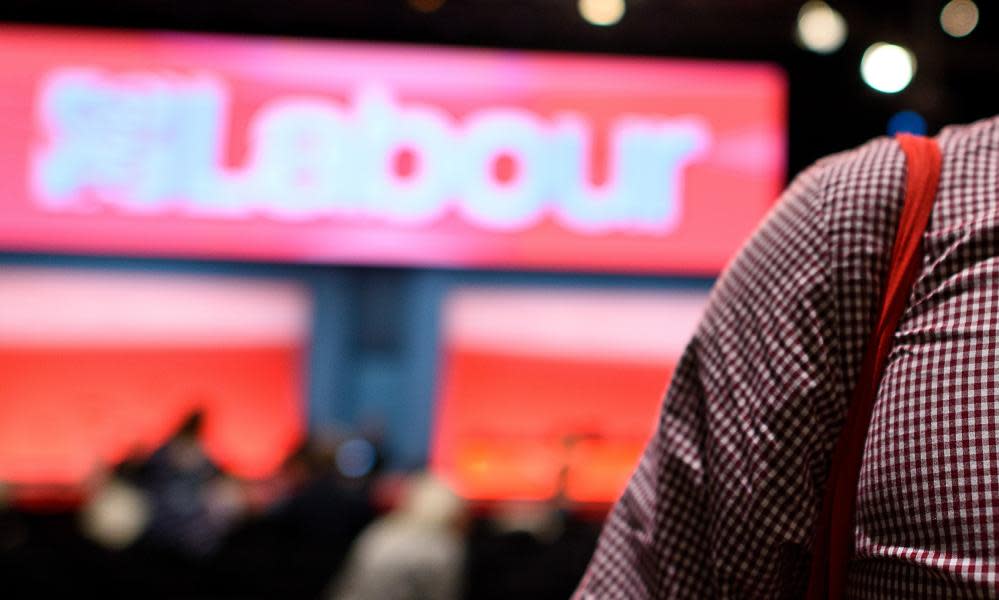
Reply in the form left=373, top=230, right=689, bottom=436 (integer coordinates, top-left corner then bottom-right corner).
left=2, top=0, right=997, bottom=177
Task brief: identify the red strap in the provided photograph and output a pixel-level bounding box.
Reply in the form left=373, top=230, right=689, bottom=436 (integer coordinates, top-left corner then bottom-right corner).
left=806, top=133, right=942, bottom=599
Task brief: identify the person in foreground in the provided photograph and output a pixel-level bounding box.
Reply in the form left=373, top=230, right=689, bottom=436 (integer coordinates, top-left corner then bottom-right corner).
left=573, top=117, right=999, bottom=598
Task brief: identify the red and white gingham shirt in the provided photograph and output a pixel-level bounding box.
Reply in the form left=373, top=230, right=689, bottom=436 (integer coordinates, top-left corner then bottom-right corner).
left=574, top=117, right=999, bottom=598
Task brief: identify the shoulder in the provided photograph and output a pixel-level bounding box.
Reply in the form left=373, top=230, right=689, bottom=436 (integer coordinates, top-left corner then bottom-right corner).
left=734, top=135, right=908, bottom=265
left=809, top=135, right=907, bottom=226
left=765, top=115, right=999, bottom=256
left=936, top=114, right=999, bottom=157
left=930, top=115, right=999, bottom=230
left=809, top=115, right=999, bottom=230
left=715, top=135, right=907, bottom=296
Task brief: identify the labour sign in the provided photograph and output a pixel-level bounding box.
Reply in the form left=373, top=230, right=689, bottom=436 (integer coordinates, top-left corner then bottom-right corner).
left=0, top=26, right=786, bottom=274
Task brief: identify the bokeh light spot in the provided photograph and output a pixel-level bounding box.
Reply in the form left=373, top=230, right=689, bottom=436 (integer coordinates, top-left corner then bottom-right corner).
left=796, top=1, right=848, bottom=54
left=887, top=110, right=928, bottom=136
left=861, top=43, right=916, bottom=94
left=578, top=0, right=626, bottom=27
left=940, top=0, right=979, bottom=38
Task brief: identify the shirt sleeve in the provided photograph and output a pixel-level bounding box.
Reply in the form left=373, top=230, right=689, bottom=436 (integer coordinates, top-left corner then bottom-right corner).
left=572, top=159, right=848, bottom=599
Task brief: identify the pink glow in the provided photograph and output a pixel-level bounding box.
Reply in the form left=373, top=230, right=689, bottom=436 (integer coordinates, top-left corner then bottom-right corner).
left=0, top=24, right=786, bottom=275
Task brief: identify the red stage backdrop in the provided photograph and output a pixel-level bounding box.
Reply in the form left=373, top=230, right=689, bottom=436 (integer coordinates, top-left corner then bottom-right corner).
left=0, top=268, right=311, bottom=487
left=0, top=26, right=785, bottom=274
left=432, top=288, right=708, bottom=503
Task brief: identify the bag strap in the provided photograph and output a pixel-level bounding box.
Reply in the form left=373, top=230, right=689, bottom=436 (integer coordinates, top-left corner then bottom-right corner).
left=806, top=133, right=942, bottom=599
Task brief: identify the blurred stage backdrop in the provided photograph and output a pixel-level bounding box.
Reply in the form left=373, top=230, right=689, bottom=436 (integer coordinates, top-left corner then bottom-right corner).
left=0, top=2, right=996, bottom=598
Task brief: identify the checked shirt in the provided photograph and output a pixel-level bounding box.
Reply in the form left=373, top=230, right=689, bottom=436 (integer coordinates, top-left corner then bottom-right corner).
left=574, top=117, right=999, bottom=598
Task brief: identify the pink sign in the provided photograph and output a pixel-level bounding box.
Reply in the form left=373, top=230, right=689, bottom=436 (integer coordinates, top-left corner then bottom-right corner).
left=0, top=25, right=786, bottom=274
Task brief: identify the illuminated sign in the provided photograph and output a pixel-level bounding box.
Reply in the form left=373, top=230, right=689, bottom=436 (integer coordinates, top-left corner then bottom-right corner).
left=0, top=26, right=786, bottom=273
left=34, top=73, right=708, bottom=232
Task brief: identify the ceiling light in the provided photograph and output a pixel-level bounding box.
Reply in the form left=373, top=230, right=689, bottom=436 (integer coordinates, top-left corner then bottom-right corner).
left=861, top=43, right=916, bottom=94
left=578, top=0, right=626, bottom=27
left=796, top=1, right=848, bottom=54
left=940, top=0, right=979, bottom=38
